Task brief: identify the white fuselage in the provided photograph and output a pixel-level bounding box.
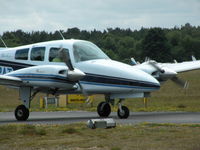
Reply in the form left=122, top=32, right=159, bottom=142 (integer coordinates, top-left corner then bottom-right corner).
left=0, top=39, right=160, bottom=97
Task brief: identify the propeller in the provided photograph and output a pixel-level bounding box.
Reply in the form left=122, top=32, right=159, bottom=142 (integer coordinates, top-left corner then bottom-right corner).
left=171, top=77, right=189, bottom=89
left=131, top=57, right=137, bottom=65
left=192, top=55, right=197, bottom=61
left=148, top=60, right=188, bottom=89
left=58, top=47, right=86, bottom=93
left=59, top=47, right=74, bottom=71
left=149, top=61, right=165, bottom=73
left=145, top=57, right=152, bottom=62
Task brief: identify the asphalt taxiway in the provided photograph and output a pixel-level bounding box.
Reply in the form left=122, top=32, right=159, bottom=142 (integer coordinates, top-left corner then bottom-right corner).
left=1, top=111, right=200, bottom=125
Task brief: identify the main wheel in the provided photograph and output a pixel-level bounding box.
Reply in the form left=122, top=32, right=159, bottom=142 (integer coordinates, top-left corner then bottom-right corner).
left=117, top=106, right=129, bottom=119
left=15, top=105, right=29, bottom=121
left=97, top=102, right=111, bottom=117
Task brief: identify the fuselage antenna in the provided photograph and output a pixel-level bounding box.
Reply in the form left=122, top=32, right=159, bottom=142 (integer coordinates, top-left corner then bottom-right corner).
left=0, top=36, right=7, bottom=48
left=58, top=30, right=65, bottom=40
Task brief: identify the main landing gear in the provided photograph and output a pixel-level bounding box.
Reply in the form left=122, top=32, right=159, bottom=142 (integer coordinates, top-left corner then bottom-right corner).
left=97, top=97, right=130, bottom=119
left=97, top=102, right=111, bottom=117
left=14, top=87, right=39, bottom=121
left=15, top=105, right=29, bottom=121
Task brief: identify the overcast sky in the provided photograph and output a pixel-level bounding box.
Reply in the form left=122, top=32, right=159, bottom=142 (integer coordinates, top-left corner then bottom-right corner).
left=0, top=0, right=200, bottom=34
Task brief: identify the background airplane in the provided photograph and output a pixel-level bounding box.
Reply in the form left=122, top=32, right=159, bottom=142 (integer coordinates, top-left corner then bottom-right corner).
left=0, top=39, right=199, bottom=121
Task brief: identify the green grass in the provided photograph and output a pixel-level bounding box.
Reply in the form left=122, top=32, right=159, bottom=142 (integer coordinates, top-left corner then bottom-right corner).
left=17, top=124, right=46, bottom=136
left=1, top=123, right=200, bottom=150
left=1, top=71, right=200, bottom=150
left=1, top=70, right=200, bottom=112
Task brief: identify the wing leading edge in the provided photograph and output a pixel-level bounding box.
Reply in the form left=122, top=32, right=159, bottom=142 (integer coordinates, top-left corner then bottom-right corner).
left=160, top=60, right=200, bottom=73
left=0, top=75, right=22, bottom=86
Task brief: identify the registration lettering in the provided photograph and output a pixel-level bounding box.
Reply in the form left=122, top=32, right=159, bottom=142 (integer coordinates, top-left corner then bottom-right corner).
left=0, top=66, right=13, bottom=74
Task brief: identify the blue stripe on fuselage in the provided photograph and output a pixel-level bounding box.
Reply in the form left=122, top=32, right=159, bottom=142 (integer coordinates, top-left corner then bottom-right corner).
left=0, top=60, right=33, bottom=71
left=11, top=73, right=159, bottom=90
left=83, top=73, right=160, bottom=89
left=0, top=60, right=159, bottom=89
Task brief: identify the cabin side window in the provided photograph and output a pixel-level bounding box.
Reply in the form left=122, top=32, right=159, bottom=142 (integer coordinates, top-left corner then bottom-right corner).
left=31, top=47, right=45, bottom=61
left=15, top=48, right=29, bottom=60
left=49, top=47, right=60, bottom=62
left=49, top=47, right=69, bottom=62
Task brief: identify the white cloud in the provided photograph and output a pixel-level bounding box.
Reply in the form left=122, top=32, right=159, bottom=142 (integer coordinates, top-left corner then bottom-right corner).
left=0, top=0, right=199, bottom=34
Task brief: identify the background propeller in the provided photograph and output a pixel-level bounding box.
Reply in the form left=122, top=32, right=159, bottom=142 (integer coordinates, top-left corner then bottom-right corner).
left=171, top=77, right=189, bottom=89
left=149, top=61, right=165, bottom=73
left=148, top=60, right=188, bottom=89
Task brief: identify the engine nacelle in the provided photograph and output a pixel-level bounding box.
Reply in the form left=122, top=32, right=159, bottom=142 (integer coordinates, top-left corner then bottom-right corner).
left=6, top=65, right=84, bottom=89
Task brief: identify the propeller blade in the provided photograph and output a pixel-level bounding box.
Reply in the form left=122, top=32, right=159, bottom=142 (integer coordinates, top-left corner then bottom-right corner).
left=131, top=57, right=137, bottom=65
left=58, top=46, right=86, bottom=94
left=145, top=57, right=150, bottom=62
left=192, top=55, right=196, bottom=61
left=171, top=77, right=189, bottom=89
left=78, top=82, right=87, bottom=95
left=149, top=61, right=165, bottom=73
left=58, top=47, right=85, bottom=81
left=59, top=47, right=74, bottom=71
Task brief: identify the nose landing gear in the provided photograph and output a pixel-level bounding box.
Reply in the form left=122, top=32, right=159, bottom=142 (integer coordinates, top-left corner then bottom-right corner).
left=97, top=98, right=130, bottom=119
left=117, top=99, right=130, bottom=119
left=117, top=105, right=129, bottom=119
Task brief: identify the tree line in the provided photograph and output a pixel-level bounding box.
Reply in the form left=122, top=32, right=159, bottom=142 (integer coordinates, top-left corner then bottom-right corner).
left=0, top=23, right=200, bottom=64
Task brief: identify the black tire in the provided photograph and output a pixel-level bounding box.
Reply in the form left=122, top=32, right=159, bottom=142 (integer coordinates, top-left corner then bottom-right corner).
left=15, top=105, right=29, bottom=121
left=97, top=102, right=111, bottom=117
left=117, top=106, right=129, bottom=119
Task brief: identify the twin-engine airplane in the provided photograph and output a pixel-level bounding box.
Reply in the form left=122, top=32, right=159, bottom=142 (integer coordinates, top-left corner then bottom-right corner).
left=0, top=39, right=199, bottom=121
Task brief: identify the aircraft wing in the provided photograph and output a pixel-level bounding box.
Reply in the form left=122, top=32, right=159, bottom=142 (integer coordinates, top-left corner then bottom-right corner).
left=160, top=60, right=200, bottom=73
left=0, top=75, right=23, bottom=86
left=133, top=58, right=200, bottom=88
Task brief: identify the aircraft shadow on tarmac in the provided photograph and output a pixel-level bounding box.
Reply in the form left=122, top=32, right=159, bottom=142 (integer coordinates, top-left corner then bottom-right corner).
left=0, top=114, right=119, bottom=124
left=1, top=112, right=200, bottom=125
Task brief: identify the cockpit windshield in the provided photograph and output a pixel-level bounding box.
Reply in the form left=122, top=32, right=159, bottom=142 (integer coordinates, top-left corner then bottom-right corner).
left=73, top=41, right=109, bottom=62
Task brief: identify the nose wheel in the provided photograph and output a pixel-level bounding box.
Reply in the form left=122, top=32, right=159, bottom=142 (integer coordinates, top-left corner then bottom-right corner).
left=117, top=99, right=130, bottom=119
left=15, top=105, right=29, bottom=121
left=117, top=105, right=129, bottom=119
